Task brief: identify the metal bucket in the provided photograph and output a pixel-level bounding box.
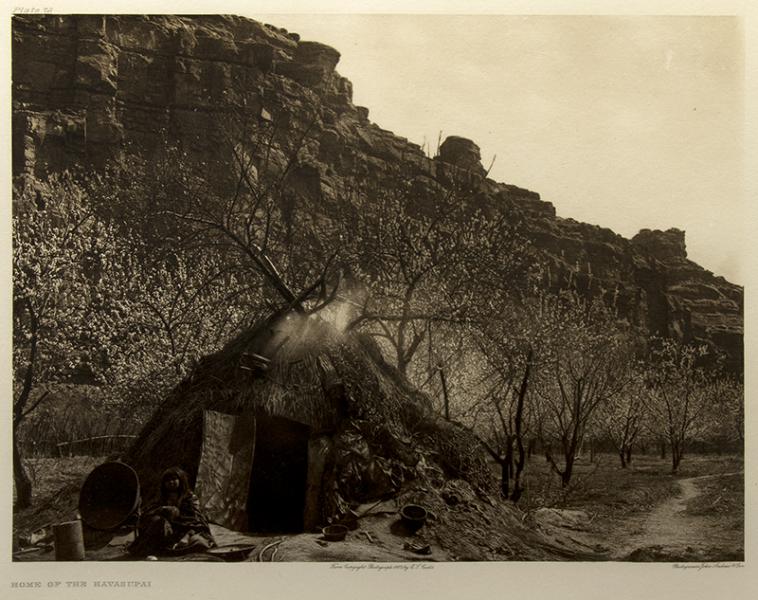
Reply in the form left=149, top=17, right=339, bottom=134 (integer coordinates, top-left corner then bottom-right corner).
left=53, top=520, right=85, bottom=561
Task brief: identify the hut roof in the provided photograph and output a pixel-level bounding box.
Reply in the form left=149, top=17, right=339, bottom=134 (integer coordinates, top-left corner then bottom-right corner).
left=124, top=310, right=491, bottom=513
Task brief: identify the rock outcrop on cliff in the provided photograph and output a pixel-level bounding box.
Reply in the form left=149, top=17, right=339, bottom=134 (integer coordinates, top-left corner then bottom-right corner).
left=11, top=14, right=743, bottom=372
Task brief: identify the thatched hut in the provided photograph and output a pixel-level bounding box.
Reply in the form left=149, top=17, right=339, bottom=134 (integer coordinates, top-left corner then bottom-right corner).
left=124, top=310, right=491, bottom=533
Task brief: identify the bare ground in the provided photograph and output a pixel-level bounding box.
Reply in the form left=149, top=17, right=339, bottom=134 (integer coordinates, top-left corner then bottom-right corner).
left=516, top=453, right=744, bottom=562
left=609, top=471, right=744, bottom=561
left=13, top=454, right=744, bottom=562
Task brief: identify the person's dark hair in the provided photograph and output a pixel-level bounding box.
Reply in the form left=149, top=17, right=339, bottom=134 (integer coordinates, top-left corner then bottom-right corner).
left=159, top=466, right=191, bottom=502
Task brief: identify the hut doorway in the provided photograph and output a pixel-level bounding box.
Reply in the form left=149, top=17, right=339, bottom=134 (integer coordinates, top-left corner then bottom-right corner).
left=247, top=415, right=310, bottom=533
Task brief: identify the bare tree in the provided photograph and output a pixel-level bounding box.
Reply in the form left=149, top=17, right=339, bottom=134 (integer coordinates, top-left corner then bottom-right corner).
left=642, top=339, right=713, bottom=473
left=599, top=375, right=646, bottom=468
left=132, top=109, right=343, bottom=316
left=341, top=172, right=530, bottom=378
left=12, top=175, right=126, bottom=507
left=469, top=341, right=533, bottom=502
left=717, top=377, right=744, bottom=448
left=101, top=243, right=262, bottom=410
left=533, top=293, right=635, bottom=487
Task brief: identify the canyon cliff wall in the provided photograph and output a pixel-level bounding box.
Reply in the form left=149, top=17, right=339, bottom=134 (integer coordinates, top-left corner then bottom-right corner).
left=11, top=15, right=743, bottom=372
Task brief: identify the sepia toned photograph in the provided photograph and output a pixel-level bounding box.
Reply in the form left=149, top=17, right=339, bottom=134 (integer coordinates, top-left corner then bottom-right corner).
left=8, top=5, right=748, bottom=583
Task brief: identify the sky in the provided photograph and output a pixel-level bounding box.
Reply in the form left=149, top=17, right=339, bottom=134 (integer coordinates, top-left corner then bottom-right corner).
left=252, top=14, right=746, bottom=284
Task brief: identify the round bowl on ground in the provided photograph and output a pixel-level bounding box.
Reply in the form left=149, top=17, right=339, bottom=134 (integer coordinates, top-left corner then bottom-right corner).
left=322, top=524, right=348, bottom=542
left=400, top=504, right=428, bottom=532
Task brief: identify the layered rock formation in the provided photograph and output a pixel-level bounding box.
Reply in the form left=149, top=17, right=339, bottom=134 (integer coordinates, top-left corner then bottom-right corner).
left=11, top=14, right=743, bottom=372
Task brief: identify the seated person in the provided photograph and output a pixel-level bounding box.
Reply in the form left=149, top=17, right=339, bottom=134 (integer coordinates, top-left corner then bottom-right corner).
left=129, top=467, right=215, bottom=556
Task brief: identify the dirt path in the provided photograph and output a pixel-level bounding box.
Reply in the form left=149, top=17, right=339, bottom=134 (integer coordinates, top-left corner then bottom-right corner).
left=613, top=472, right=742, bottom=561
